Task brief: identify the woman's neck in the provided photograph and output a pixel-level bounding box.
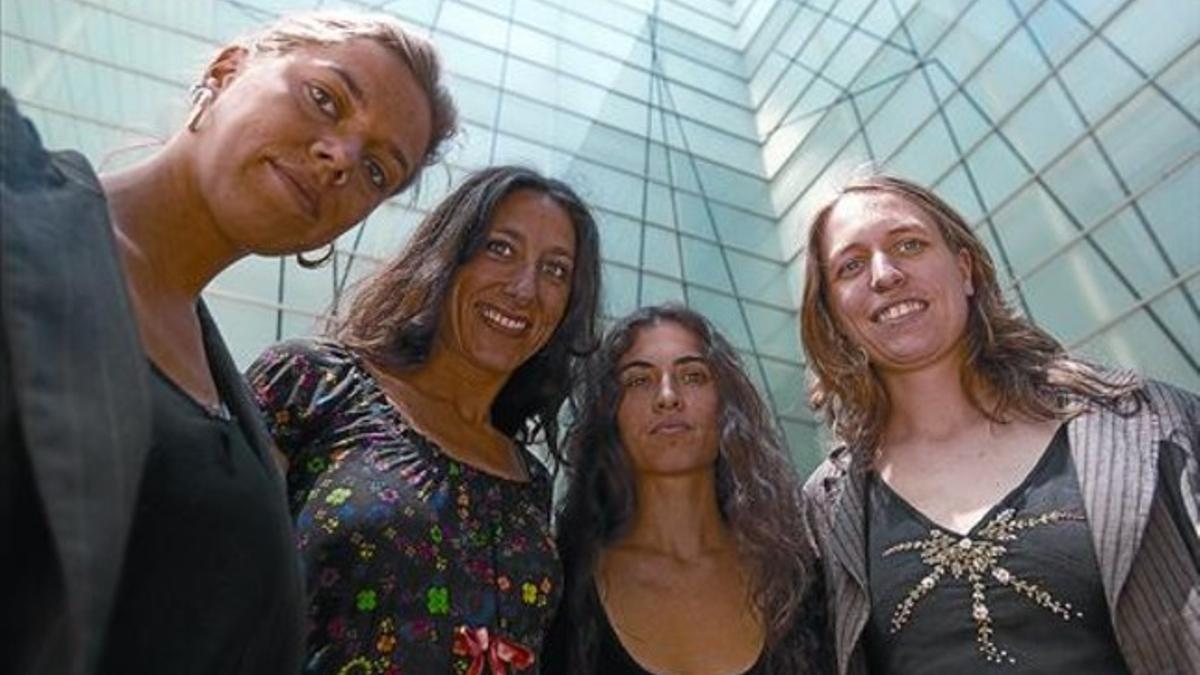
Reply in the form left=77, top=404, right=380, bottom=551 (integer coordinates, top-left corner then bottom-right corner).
left=378, top=340, right=508, bottom=432
left=880, top=355, right=992, bottom=446
left=100, top=139, right=241, bottom=303
left=622, top=470, right=731, bottom=561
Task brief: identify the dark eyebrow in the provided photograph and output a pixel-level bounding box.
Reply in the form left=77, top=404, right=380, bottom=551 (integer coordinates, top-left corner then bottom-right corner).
left=617, top=360, right=653, bottom=375
left=329, top=64, right=366, bottom=106
left=673, top=355, right=708, bottom=368
left=617, top=355, right=707, bottom=375
left=328, top=64, right=412, bottom=176
left=492, top=227, right=575, bottom=261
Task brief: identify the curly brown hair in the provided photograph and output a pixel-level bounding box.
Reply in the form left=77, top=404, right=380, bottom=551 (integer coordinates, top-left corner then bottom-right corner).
left=552, top=304, right=822, bottom=674
left=800, top=174, right=1143, bottom=454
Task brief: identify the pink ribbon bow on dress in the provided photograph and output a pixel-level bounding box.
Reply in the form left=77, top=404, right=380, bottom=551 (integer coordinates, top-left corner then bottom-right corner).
left=452, top=625, right=536, bottom=675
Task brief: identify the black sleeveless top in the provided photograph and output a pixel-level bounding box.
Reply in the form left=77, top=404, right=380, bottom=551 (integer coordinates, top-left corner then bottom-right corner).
left=864, top=425, right=1130, bottom=674
left=543, top=583, right=767, bottom=674
left=596, top=590, right=767, bottom=674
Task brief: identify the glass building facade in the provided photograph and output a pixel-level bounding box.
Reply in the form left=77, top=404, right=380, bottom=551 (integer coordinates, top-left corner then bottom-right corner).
left=3, top=0, right=1197, bottom=472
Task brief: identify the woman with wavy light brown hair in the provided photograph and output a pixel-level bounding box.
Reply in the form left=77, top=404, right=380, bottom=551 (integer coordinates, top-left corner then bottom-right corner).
left=798, top=174, right=1198, bottom=675
left=544, top=304, right=827, bottom=674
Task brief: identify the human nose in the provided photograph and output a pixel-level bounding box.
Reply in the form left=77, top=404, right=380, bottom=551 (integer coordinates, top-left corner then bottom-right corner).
left=653, top=375, right=682, bottom=411
left=503, top=262, right=537, bottom=305
left=311, top=135, right=360, bottom=187
left=869, top=252, right=904, bottom=292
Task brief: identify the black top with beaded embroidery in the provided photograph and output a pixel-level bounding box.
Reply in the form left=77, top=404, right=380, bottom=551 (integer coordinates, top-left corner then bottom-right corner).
left=864, top=425, right=1130, bottom=674
left=247, top=338, right=562, bottom=674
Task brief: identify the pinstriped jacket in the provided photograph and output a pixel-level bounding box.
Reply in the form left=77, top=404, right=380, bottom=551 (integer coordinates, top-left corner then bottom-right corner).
left=801, top=380, right=1200, bottom=675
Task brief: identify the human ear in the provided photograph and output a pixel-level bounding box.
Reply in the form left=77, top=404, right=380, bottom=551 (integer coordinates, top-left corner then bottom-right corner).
left=202, top=45, right=250, bottom=93
left=957, top=248, right=974, bottom=296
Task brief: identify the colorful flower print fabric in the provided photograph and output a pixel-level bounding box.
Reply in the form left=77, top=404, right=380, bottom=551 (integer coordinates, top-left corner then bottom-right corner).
left=247, top=339, right=561, bottom=675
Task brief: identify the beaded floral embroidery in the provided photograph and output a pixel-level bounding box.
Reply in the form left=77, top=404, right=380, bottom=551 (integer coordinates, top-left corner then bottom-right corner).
left=882, top=507, right=1085, bottom=664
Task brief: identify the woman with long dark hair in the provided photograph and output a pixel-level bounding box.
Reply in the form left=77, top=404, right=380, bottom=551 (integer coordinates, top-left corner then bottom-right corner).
left=246, top=165, right=602, bottom=673
left=545, top=304, right=826, bottom=674
left=799, top=173, right=1198, bottom=674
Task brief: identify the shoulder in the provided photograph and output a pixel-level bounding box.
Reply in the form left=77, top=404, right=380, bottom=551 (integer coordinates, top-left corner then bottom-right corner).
left=1139, top=379, right=1200, bottom=420
left=801, top=445, right=852, bottom=505
left=251, top=337, right=357, bottom=375
left=1, top=89, right=100, bottom=196
left=1079, top=377, right=1200, bottom=432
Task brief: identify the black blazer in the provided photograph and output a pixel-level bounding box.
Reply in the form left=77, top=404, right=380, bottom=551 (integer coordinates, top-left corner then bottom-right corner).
left=2, top=88, right=303, bottom=675
left=1, top=88, right=151, bottom=675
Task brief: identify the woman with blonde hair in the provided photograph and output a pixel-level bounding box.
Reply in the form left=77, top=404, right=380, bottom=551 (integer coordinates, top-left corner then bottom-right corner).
left=1, top=11, right=456, bottom=674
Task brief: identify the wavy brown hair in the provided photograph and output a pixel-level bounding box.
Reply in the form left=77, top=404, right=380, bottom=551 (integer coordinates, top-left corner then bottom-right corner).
left=330, top=166, right=601, bottom=460
left=800, top=174, right=1143, bottom=454
left=551, top=304, right=822, bottom=674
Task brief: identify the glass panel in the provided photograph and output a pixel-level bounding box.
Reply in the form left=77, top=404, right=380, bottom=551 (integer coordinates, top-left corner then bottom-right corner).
left=640, top=275, right=686, bottom=306
left=1076, top=288, right=1200, bottom=393
left=965, top=134, right=1030, bottom=210
left=760, top=358, right=808, bottom=419
left=782, top=419, right=825, bottom=477
left=885, top=116, right=957, bottom=184
left=1057, top=38, right=1144, bottom=123
left=602, top=262, right=639, bottom=318
left=1156, top=43, right=1200, bottom=122
left=688, top=288, right=751, bottom=350
left=1104, top=0, right=1200, bottom=76
left=597, top=212, right=643, bottom=267
left=1000, top=81, right=1085, bottom=170
left=991, top=184, right=1081, bottom=280
left=681, top=237, right=733, bottom=292
left=1020, top=238, right=1139, bottom=343
left=743, top=303, right=800, bottom=360
left=204, top=296, right=279, bottom=368
left=962, top=29, right=1047, bottom=125
left=643, top=227, right=682, bottom=279
left=1096, top=87, right=1200, bottom=196
left=1026, top=0, right=1091, bottom=68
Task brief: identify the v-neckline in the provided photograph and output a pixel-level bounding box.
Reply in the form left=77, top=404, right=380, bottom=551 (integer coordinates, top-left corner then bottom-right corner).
left=145, top=303, right=231, bottom=422
left=871, top=423, right=1067, bottom=538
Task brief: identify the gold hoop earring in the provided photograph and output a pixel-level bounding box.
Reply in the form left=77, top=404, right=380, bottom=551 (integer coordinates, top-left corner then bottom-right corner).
left=296, top=243, right=335, bottom=269
left=186, top=84, right=215, bottom=132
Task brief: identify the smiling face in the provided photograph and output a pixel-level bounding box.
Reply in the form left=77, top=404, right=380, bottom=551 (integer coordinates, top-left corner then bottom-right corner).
left=615, top=321, right=721, bottom=476
left=820, top=190, right=974, bottom=375
left=190, top=38, right=433, bottom=255
left=437, top=189, right=577, bottom=377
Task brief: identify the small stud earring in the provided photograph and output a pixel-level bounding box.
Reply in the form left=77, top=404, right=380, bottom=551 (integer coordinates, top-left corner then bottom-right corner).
left=186, top=84, right=215, bottom=132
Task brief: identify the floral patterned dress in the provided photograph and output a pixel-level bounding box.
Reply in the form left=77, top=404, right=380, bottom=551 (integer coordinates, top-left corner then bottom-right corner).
left=246, top=338, right=561, bottom=675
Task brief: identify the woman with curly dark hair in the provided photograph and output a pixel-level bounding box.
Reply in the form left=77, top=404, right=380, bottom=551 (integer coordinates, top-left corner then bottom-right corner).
left=799, top=173, right=1198, bottom=675
left=245, top=165, right=601, bottom=673
left=544, top=304, right=827, bottom=674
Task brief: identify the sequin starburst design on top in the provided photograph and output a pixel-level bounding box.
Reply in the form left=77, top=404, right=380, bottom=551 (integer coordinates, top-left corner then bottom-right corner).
left=882, top=508, right=1086, bottom=665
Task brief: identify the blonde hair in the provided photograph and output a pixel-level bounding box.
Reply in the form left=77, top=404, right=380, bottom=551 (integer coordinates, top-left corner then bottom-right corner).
left=220, top=10, right=457, bottom=189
